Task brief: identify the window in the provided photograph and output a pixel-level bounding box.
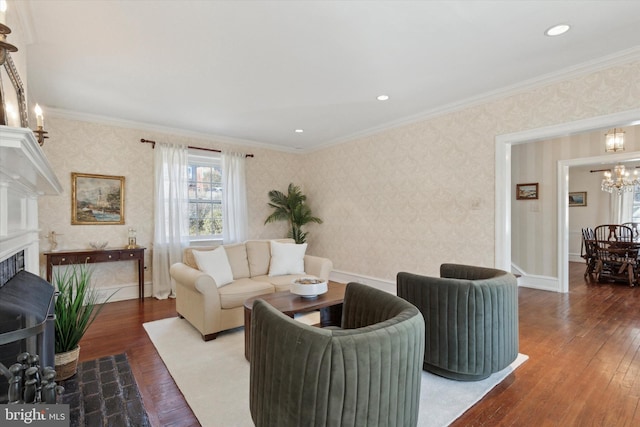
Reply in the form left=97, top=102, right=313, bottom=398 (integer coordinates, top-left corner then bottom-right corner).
left=188, top=154, right=223, bottom=240
left=633, top=187, right=640, bottom=223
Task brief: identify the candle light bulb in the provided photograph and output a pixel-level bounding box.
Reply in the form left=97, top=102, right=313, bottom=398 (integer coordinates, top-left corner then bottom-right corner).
left=34, top=104, right=43, bottom=128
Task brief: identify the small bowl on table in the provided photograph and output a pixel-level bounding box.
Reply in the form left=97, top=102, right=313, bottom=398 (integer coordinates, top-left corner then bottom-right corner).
left=89, top=241, right=108, bottom=250
left=291, top=278, right=328, bottom=299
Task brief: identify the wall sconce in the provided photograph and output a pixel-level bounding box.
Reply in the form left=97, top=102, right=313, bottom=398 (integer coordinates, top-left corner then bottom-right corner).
left=605, top=128, right=625, bottom=152
left=32, top=104, right=48, bottom=146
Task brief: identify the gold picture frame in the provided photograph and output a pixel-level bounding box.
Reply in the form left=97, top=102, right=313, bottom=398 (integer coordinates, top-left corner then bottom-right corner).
left=71, top=173, right=125, bottom=225
left=569, top=191, right=587, bottom=207
left=516, top=183, right=539, bottom=200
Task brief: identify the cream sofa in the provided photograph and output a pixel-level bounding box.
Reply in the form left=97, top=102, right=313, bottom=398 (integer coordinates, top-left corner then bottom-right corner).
left=169, top=239, right=333, bottom=341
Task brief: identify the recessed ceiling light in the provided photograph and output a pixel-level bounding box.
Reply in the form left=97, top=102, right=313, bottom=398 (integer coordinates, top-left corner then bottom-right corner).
left=545, top=24, right=571, bottom=37
left=377, top=95, right=389, bottom=101
left=294, top=129, right=304, bottom=133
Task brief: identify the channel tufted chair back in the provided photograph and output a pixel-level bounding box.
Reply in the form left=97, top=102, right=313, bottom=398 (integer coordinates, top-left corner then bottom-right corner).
left=397, top=264, right=519, bottom=381
left=249, top=282, right=425, bottom=427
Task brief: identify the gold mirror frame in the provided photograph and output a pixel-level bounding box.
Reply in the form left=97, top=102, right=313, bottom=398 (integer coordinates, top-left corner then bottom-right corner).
left=0, top=52, right=28, bottom=127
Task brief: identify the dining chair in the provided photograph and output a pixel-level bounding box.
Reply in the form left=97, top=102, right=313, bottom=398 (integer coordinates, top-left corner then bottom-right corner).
left=593, top=224, right=636, bottom=287
left=621, top=222, right=640, bottom=240
left=581, top=227, right=597, bottom=278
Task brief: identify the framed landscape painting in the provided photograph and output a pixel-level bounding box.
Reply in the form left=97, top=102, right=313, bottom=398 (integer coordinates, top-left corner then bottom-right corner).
left=516, top=183, right=538, bottom=200
left=71, top=173, right=125, bottom=225
left=569, top=191, right=587, bottom=207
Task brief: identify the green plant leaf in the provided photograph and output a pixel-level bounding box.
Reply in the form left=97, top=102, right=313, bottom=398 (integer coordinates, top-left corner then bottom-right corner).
left=52, top=263, right=118, bottom=353
left=264, top=183, right=322, bottom=243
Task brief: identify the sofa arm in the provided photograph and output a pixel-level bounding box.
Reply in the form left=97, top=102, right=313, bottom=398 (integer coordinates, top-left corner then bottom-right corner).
left=170, top=263, right=219, bottom=296
left=303, top=255, right=333, bottom=281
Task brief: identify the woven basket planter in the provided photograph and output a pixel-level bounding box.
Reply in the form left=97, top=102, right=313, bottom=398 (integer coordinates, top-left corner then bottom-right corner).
left=54, top=345, right=81, bottom=381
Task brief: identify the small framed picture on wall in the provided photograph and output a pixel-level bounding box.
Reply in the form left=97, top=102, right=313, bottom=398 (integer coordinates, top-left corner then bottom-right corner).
left=569, top=191, right=587, bottom=207
left=516, top=183, right=538, bottom=200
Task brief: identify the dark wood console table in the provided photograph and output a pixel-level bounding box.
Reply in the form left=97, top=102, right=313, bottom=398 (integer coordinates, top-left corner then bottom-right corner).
left=43, top=247, right=146, bottom=301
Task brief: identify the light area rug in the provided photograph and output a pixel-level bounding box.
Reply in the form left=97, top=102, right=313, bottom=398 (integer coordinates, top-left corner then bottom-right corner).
left=144, top=315, right=528, bottom=427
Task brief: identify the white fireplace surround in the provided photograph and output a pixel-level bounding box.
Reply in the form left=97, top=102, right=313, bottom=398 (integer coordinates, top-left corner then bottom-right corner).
left=0, top=126, right=62, bottom=275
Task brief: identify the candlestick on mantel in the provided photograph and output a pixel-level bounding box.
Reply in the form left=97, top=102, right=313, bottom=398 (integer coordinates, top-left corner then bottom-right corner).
left=35, top=104, right=44, bottom=128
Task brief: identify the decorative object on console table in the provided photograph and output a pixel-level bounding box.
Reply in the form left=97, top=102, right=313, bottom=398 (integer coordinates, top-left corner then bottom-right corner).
left=44, top=247, right=146, bottom=301
left=569, top=191, right=587, bottom=207
left=516, top=182, right=539, bottom=200
left=52, top=263, right=117, bottom=381
left=126, top=227, right=137, bottom=249
left=71, top=172, right=125, bottom=225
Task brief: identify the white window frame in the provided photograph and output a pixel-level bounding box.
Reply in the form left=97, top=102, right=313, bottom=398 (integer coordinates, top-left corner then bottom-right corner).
left=188, top=150, right=223, bottom=243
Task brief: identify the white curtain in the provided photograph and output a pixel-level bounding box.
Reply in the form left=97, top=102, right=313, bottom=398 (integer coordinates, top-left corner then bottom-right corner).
left=153, top=143, right=189, bottom=299
left=610, top=191, right=634, bottom=224
left=222, top=152, right=249, bottom=243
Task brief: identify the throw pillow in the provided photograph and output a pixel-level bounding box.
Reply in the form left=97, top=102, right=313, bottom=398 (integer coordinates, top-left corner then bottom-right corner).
left=268, top=241, right=307, bottom=276
left=192, top=247, right=234, bottom=287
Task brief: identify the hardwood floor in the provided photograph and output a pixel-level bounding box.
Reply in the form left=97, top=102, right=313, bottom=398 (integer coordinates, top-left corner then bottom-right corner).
left=80, top=263, right=640, bottom=426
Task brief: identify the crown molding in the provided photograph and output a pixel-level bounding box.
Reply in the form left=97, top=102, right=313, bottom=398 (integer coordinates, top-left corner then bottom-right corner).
left=308, top=47, right=640, bottom=153
left=46, top=108, right=301, bottom=154
left=42, top=47, right=640, bottom=155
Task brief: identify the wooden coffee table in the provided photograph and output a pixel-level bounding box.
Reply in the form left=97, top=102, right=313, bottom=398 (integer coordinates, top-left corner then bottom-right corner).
left=243, top=281, right=346, bottom=361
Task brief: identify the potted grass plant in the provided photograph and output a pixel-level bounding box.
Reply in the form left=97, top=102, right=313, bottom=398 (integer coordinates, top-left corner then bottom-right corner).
left=53, top=263, right=115, bottom=380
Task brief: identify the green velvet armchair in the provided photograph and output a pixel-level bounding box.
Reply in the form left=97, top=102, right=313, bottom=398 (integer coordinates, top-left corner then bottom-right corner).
left=397, top=264, right=519, bottom=381
left=249, top=282, right=425, bottom=427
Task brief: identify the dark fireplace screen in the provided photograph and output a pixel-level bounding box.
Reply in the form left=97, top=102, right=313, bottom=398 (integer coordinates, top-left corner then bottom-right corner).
left=0, top=270, right=56, bottom=404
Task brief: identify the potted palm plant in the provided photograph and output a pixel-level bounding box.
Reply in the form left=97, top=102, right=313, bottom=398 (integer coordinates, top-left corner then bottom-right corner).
left=53, top=263, right=114, bottom=380
left=265, top=183, right=323, bottom=243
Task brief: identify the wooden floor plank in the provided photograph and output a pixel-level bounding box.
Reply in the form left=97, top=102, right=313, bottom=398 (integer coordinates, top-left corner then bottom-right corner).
left=78, top=263, right=640, bottom=426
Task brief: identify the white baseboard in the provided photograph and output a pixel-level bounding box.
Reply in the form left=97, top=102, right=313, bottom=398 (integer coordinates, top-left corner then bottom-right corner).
left=329, top=270, right=396, bottom=294
left=517, top=275, right=560, bottom=292
left=569, top=253, right=584, bottom=263
left=96, top=282, right=150, bottom=303
left=511, top=262, right=560, bottom=292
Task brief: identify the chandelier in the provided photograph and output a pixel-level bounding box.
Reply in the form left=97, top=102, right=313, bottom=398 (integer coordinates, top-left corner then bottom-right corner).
left=602, top=163, right=640, bottom=194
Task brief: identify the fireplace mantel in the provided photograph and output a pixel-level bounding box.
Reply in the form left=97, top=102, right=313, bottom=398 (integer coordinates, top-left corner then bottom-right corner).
left=0, top=126, right=62, bottom=273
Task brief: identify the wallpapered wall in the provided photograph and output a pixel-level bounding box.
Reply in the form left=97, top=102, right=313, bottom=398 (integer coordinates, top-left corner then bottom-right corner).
left=300, top=60, right=640, bottom=284
left=38, top=118, right=300, bottom=298
left=37, top=59, right=640, bottom=298
left=567, top=164, right=617, bottom=260
left=512, top=126, right=640, bottom=276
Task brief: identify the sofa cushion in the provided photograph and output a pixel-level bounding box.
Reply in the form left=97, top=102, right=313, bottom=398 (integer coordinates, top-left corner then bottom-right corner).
left=223, top=243, right=251, bottom=279
left=253, top=274, right=321, bottom=293
left=218, top=278, right=274, bottom=309
left=246, top=240, right=272, bottom=277
left=192, top=247, right=234, bottom=288
left=269, top=241, right=307, bottom=276
left=184, top=246, right=219, bottom=269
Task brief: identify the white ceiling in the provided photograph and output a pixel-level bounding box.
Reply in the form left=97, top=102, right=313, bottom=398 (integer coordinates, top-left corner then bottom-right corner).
left=15, top=1, right=640, bottom=151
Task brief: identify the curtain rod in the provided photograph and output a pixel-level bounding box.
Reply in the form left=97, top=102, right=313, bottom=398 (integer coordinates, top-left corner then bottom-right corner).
left=140, top=138, right=254, bottom=158
left=590, top=166, right=640, bottom=173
